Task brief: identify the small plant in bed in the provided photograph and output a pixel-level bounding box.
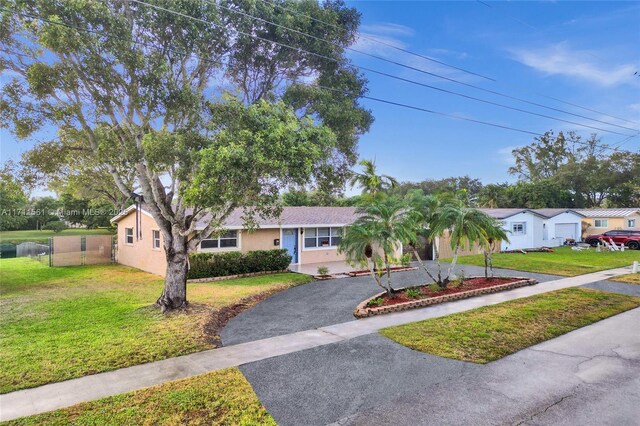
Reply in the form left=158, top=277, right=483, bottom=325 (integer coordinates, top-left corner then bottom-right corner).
left=404, top=288, right=421, bottom=299
left=317, top=265, right=330, bottom=276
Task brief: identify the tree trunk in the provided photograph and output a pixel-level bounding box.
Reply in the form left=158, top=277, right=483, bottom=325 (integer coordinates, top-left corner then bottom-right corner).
left=384, top=253, right=393, bottom=297
left=156, top=231, right=189, bottom=313
left=433, top=242, right=443, bottom=285
left=444, top=245, right=460, bottom=289
left=411, top=247, right=437, bottom=284
left=483, top=251, right=489, bottom=279
left=488, top=251, right=494, bottom=278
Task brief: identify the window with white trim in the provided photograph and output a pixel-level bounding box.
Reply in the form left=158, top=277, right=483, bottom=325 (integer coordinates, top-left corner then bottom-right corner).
left=125, top=227, right=134, bottom=244
left=594, top=219, right=608, bottom=228
left=304, top=227, right=342, bottom=248
left=152, top=230, right=161, bottom=249
left=511, top=222, right=526, bottom=235
left=628, top=219, right=636, bottom=228
left=201, top=230, right=238, bottom=249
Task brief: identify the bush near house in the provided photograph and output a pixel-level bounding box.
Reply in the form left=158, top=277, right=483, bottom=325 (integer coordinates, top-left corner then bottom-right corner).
left=188, top=249, right=292, bottom=279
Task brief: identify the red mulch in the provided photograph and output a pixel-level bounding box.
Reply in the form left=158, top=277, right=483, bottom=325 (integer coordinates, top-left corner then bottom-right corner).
left=376, top=277, right=522, bottom=307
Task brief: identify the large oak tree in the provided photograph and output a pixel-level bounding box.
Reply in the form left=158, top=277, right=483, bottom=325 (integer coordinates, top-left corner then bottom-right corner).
left=0, top=0, right=372, bottom=311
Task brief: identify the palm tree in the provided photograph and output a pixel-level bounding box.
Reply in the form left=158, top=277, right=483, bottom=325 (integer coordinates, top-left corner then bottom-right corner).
left=403, top=190, right=441, bottom=284
left=480, top=218, right=509, bottom=278
left=348, top=159, right=398, bottom=196
left=338, top=198, right=416, bottom=296
left=432, top=205, right=492, bottom=288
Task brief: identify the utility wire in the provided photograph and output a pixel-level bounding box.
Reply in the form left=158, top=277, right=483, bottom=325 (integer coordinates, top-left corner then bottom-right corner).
left=1, top=6, right=632, bottom=151
left=211, top=0, right=639, bottom=134
left=256, top=0, right=496, bottom=82
left=259, top=0, right=638, bottom=128
left=129, top=0, right=634, bottom=137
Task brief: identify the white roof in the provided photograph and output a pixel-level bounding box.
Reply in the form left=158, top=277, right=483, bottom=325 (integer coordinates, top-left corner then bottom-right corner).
left=576, top=208, right=640, bottom=218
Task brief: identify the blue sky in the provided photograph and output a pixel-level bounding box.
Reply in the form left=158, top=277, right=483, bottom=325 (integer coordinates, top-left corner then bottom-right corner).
left=346, top=0, right=640, bottom=187
left=1, top=0, right=639, bottom=196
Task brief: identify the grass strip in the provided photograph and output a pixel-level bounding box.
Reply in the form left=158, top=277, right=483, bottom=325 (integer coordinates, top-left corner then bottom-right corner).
left=380, top=287, right=640, bottom=364
left=1, top=368, right=275, bottom=426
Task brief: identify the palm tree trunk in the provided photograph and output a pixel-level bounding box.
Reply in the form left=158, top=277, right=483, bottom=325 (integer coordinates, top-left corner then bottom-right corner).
left=445, top=245, right=460, bottom=287
left=384, top=253, right=393, bottom=296
left=488, top=250, right=494, bottom=278
left=483, top=251, right=489, bottom=279
left=434, top=242, right=443, bottom=284
left=367, top=257, right=386, bottom=292
left=411, top=248, right=437, bottom=283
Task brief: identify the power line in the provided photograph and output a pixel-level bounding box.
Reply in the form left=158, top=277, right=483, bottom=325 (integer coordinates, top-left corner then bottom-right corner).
left=256, top=0, right=496, bottom=82
left=210, top=0, right=638, bottom=134
left=2, top=6, right=632, bottom=153
left=129, top=0, right=634, bottom=137
left=258, top=0, right=638, bottom=128
left=0, top=7, right=542, bottom=138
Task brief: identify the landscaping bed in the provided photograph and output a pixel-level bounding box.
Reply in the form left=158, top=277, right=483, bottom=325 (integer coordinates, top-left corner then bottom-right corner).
left=355, top=276, right=537, bottom=318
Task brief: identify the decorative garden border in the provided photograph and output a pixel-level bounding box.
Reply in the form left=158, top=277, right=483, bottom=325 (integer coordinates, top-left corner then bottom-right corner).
left=354, top=277, right=538, bottom=318
left=187, top=269, right=289, bottom=283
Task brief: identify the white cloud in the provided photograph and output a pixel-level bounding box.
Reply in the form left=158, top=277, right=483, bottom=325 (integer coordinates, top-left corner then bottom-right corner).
left=359, top=23, right=415, bottom=37
left=509, top=42, right=638, bottom=87
left=497, top=146, right=518, bottom=165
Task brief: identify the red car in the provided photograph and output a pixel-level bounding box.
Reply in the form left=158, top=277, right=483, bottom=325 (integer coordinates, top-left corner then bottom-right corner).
left=584, top=230, right=640, bottom=249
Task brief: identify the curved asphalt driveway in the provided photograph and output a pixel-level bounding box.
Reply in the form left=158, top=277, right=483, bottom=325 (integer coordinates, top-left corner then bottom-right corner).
left=222, top=263, right=570, bottom=346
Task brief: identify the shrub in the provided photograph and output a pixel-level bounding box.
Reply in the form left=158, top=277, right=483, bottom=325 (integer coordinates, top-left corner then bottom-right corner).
left=317, top=265, right=329, bottom=275
left=187, top=249, right=291, bottom=279
left=367, top=297, right=384, bottom=307
left=405, top=288, right=421, bottom=299
left=428, top=283, right=441, bottom=292
left=400, top=253, right=412, bottom=267
left=43, top=221, right=67, bottom=233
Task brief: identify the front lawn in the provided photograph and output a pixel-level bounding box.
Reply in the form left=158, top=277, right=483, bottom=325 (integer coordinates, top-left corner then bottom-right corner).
left=0, top=228, right=114, bottom=244
left=453, top=246, right=639, bottom=276
left=0, top=258, right=311, bottom=393
left=613, top=273, right=640, bottom=285
left=380, top=287, right=640, bottom=364
left=2, top=368, right=275, bottom=426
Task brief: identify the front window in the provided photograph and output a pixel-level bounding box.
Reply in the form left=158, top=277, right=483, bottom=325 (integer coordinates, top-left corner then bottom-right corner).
left=200, top=230, right=238, bottom=250
left=628, top=219, right=636, bottom=228
left=125, top=227, right=134, bottom=244
left=304, top=227, right=342, bottom=248
left=511, top=222, right=526, bottom=235
left=594, top=219, right=608, bottom=228
left=152, top=230, right=161, bottom=249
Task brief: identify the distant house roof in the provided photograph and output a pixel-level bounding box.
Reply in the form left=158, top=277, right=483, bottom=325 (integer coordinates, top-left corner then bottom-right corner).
left=575, top=208, right=640, bottom=218
left=111, top=205, right=360, bottom=228
left=478, top=208, right=584, bottom=220
left=196, top=206, right=360, bottom=229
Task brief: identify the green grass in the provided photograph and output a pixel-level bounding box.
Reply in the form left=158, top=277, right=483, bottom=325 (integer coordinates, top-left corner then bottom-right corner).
left=380, top=287, right=640, bottom=364
left=1, top=368, right=276, bottom=426
left=613, top=273, right=640, bottom=285
left=0, top=258, right=312, bottom=393
left=0, top=228, right=115, bottom=244
left=453, top=246, right=640, bottom=276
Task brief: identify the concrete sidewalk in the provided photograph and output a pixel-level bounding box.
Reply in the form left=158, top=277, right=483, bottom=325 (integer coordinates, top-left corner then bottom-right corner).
left=0, top=265, right=634, bottom=422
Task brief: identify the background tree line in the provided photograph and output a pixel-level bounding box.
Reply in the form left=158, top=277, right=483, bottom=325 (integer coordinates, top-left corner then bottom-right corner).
left=281, top=131, right=639, bottom=209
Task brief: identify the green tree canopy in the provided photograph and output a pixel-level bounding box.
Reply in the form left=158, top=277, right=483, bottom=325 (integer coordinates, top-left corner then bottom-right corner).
left=1, top=0, right=372, bottom=310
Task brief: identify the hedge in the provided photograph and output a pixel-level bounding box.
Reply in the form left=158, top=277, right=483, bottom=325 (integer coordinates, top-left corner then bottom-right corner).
left=187, top=249, right=292, bottom=279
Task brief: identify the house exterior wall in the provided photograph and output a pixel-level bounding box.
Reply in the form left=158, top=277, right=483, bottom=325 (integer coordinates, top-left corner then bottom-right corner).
left=501, top=212, right=537, bottom=250
left=240, top=229, right=281, bottom=253
left=116, top=211, right=167, bottom=276
left=546, top=212, right=583, bottom=243
left=582, top=214, right=640, bottom=236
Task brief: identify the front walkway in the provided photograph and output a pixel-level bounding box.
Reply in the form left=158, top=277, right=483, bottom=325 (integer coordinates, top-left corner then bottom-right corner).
left=288, top=260, right=357, bottom=275
left=0, top=265, right=634, bottom=422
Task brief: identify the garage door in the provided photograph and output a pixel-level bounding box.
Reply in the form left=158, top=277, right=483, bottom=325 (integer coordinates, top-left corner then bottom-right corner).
left=555, top=223, right=576, bottom=240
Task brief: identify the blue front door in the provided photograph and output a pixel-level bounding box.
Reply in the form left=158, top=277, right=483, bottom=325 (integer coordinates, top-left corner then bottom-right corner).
left=282, top=228, right=298, bottom=264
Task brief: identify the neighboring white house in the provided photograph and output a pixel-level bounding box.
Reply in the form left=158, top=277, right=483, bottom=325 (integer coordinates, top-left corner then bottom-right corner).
left=479, top=208, right=584, bottom=251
